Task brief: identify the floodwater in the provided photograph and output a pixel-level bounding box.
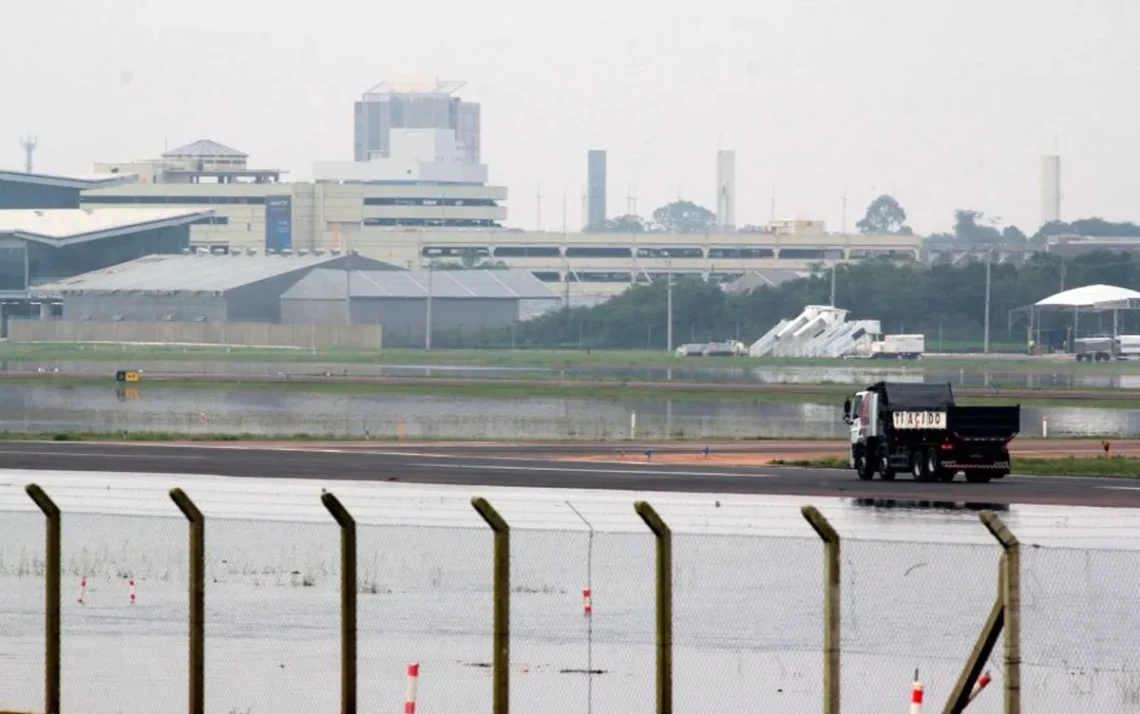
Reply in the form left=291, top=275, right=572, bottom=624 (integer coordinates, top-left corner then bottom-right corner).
left=7, top=357, right=1140, bottom=389
left=2, top=469, right=1140, bottom=714
left=0, top=382, right=1136, bottom=439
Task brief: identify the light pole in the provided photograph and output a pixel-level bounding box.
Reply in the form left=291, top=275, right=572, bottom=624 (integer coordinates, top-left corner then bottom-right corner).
left=425, top=263, right=434, bottom=350
left=665, top=252, right=673, bottom=353
left=983, top=249, right=992, bottom=354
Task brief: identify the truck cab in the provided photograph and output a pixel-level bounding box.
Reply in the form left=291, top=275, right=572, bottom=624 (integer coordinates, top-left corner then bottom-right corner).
left=843, top=382, right=1020, bottom=484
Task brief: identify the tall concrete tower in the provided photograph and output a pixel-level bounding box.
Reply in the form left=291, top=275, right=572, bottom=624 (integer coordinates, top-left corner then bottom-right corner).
left=1040, top=155, right=1061, bottom=227
left=587, top=150, right=607, bottom=229
left=716, top=150, right=736, bottom=230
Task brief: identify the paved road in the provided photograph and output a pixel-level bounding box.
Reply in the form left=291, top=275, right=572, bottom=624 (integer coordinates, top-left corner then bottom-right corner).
left=1, top=441, right=1138, bottom=508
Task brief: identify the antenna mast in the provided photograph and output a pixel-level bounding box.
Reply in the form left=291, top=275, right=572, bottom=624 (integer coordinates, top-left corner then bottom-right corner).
left=20, top=134, right=38, bottom=173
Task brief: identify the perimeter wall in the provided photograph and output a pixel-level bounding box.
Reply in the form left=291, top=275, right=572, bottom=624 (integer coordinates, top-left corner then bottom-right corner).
left=6, top=318, right=382, bottom=350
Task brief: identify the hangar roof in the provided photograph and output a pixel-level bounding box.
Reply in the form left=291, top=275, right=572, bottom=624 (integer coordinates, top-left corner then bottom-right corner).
left=32, top=253, right=396, bottom=295
left=0, top=207, right=213, bottom=246
left=1035, top=284, right=1140, bottom=309
left=0, top=169, right=138, bottom=190
left=282, top=268, right=561, bottom=300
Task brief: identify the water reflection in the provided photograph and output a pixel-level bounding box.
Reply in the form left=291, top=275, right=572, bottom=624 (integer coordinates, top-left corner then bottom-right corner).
left=0, top=383, right=1137, bottom=440
left=5, top=358, right=1140, bottom=389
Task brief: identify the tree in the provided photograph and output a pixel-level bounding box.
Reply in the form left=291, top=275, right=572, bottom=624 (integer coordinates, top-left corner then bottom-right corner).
left=953, top=210, right=1002, bottom=244
left=651, top=200, right=716, bottom=234
left=1001, top=225, right=1028, bottom=243
left=513, top=248, right=1140, bottom=351
left=597, top=214, right=650, bottom=233
left=856, top=195, right=908, bottom=234
left=429, top=248, right=508, bottom=270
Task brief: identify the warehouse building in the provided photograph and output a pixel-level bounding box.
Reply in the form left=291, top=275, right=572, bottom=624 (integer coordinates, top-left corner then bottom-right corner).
left=280, top=268, right=561, bottom=346
left=33, top=251, right=396, bottom=323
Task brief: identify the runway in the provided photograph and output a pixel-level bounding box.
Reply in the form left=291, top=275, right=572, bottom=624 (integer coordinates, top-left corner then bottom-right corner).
left=1, top=440, right=1139, bottom=508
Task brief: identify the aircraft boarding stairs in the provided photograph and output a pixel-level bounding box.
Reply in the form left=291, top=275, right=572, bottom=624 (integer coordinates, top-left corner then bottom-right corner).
left=748, top=305, right=881, bottom=358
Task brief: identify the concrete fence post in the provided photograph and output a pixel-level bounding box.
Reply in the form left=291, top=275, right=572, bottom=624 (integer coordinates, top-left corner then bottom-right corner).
left=169, top=488, right=205, bottom=714
left=25, top=484, right=61, bottom=714
left=322, top=491, right=358, bottom=714
left=802, top=505, right=840, bottom=714
left=635, top=501, right=673, bottom=714
left=472, top=497, right=510, bottom=714
left=982, top=511, right=1021, bottom=714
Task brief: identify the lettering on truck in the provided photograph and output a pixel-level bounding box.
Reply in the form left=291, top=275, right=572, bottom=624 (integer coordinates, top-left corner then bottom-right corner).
left=891, top=411, right=948, bottom=430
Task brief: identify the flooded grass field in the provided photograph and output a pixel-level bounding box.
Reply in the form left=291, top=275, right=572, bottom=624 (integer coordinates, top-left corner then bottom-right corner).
left=0, top=382, right=1137, bottom=439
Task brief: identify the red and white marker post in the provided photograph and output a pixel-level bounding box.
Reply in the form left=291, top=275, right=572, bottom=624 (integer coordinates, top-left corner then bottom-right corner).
left=128, top=578, right=136, bottom=605
left=77, top=577, right=87, bottom=605
left=404, top=662, right=419, bottom=714
left=910, top=670, right=924, bottom=714
left=968, top=670, right=992, bottom=703
left=582, top=588, right=592, bottom=615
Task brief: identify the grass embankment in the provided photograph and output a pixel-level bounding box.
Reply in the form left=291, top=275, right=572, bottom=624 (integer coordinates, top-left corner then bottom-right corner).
left=4, top=373, right=1140, bottom=408
left=0, top=342, right=1135, bottom=374
left=770, top=456, right=1140, bottom=478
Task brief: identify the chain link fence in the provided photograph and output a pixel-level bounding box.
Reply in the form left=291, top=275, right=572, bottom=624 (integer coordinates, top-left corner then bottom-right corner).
left=5, top=487, right=1140, bottom=714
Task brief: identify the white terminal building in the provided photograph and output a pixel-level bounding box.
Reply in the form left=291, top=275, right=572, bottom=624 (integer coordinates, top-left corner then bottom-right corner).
left=81, top=80, right=921, bottom=302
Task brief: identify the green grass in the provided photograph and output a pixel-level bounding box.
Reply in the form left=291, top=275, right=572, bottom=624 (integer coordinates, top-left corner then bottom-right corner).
left=3, top=341, right=1140, bottom=374
left=770, top=456, right=1140, bottom=478
left=6, top=373, right=1140, bottom=408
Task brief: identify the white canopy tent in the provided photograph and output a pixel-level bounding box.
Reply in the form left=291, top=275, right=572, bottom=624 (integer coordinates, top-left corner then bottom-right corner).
left=1013, top=284, right=1140, bottom=350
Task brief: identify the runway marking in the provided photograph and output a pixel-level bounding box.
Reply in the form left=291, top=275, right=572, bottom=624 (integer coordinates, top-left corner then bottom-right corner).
left=1098, top=486, right=1140, bottom=492
left=403, top=462, right=776, bottom=478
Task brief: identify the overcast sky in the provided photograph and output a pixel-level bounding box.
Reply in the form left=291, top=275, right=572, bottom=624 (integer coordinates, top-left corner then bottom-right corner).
left=2, top=0, right=1137, bottom=235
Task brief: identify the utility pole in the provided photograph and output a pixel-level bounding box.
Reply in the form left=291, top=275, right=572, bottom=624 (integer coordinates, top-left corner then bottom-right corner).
left=984, top=249, right=992, bottom=354
left=665, top=254, right=674, bottom=353
left=829, top=263, right=837, bottom=307
left=425, top=263, right=434, bottom=350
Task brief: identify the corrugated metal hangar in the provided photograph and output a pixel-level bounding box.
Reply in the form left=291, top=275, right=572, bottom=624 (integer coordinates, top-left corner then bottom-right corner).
left=281, top=268, right=561, bottom=344
left=33, top=252, right=397, bottom=323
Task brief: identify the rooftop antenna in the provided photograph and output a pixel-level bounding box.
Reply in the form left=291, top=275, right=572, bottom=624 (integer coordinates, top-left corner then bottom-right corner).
left=536, top=182, right=543, bottom=231
left=20, top=134, right=37, bottom=173
left=769, top=185, right=776, bottom=223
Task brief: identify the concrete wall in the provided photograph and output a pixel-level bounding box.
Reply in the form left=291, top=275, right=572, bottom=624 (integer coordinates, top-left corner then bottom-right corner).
left=8, top=319, right=382, bottom=349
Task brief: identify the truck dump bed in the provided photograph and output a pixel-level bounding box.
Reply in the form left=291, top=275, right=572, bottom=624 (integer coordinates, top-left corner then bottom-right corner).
left=872, top=381, right=955, bottom=409
left=947, top=405, right=1021, bottom=442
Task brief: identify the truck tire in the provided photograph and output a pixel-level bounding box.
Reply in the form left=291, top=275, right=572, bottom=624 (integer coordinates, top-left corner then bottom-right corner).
left=911, top=449, right=935, bottom=482
left=925, top=449, right=955, bottom=482
left=965, top=472, right=993, bottom=484
left=855, top=451, right=874, bottom=481
left=878, top=446, right=896, bottom=481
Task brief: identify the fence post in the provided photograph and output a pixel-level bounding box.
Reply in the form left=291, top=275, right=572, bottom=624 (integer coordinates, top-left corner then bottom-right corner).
left=321, top=491, right=358, bottom=714
left=168, top=488, right=205, bottom=714
left=634, top=501, right=672, bottom=714
left=982, top=510, right=1020, bottom=714
left=472, top=497, right=510, bottom=714
left=25, top=484, right=61, bottom=714
left=801, top=505, right=840, bottom=714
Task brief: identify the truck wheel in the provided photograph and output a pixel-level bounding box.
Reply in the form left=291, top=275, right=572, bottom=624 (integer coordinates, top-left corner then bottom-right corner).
left=965, top=472, right=993, bottom=484
left=855, top=452, right=874, bottom=481
left=878, top=447, right=896, bottom=481
left=911, top=449, right=933, bottom=482
left=926, top=449, right=954, bottom=482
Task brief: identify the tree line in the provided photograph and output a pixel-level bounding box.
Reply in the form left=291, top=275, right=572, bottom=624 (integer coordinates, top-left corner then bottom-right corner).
left=513, top=250, right=1140, bottom=351
left=588, top=194, right=1140, bottom=246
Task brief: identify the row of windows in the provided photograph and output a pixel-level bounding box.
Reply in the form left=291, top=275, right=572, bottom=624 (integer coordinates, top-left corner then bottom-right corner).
left=420, top=245, right=885, bottom=260
left=363, top=198, right=498, bottom=207
left=82, top=195, right=501, bottom=208
left=527, top=271, right=746, bottom=284
left=366, top=218, right=499, bottom=228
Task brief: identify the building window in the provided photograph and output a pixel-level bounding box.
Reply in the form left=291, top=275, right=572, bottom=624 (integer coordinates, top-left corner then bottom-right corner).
left=81, top=195, right=269, bottom=205
left=0, top=246, right=26, bottom=290
left=565, top=247, right=632, bottom=258
left=493, top=246, right=561, bottom=258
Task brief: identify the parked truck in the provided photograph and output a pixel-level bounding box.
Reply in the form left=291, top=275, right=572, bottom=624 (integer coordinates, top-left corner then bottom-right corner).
left=868, top=334, right=925, bottom=360
left=841, top=382, right=1021, bottom=483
